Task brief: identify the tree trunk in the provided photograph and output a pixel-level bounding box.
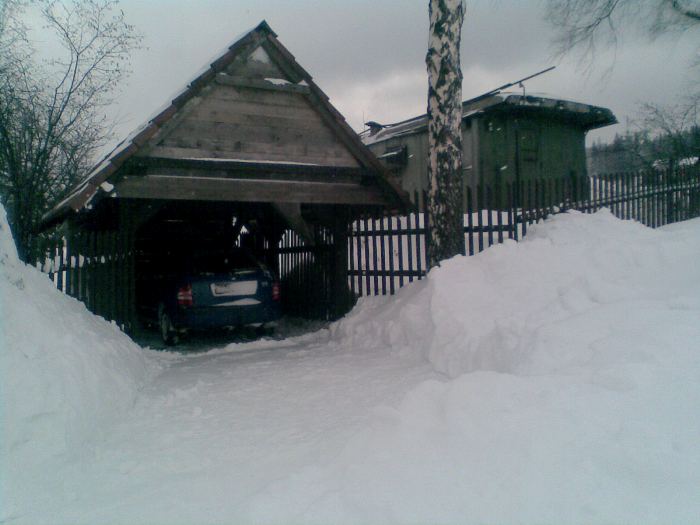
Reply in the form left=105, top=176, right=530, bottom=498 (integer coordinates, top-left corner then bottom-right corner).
left=426, top=0, right=465, bottom=268
left=9, top=187, right=30, bottom=262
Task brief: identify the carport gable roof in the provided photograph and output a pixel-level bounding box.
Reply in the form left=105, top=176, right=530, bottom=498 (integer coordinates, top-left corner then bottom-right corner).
left=42, top=21, right=406, bottom=229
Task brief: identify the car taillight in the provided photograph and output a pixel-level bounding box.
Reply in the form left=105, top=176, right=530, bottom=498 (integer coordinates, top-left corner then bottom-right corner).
left=272, top=281, right=280, bottom=301
left=177, top=284, right=193, bottom=307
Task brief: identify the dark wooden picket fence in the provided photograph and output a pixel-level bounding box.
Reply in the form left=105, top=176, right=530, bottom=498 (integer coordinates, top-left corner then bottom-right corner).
left=271, top=226, right=335, bottom=320
left=349, top=167, right=700, bottom=297
left=39, top=228, right=136, bottom=328
left=40, top=166, right=700, bottom=323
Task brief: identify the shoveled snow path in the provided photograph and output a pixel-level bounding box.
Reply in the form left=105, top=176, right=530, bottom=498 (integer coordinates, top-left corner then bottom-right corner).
left=50, top=334, right=440, bottom=524
left=5, top=211, right=700, bottom=524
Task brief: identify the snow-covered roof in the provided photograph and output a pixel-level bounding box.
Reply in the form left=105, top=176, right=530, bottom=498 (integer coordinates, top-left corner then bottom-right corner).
left=362, top=93, right=617, bottom=146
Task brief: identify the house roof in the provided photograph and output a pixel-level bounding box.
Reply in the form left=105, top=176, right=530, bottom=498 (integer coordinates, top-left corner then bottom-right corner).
left=361, top=93, right=617, bottom=146
left=41, top=21, right=406, bottom=230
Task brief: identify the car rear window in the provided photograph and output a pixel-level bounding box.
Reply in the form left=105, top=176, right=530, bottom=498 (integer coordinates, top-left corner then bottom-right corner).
left=191, top=250, right=259, bottom=275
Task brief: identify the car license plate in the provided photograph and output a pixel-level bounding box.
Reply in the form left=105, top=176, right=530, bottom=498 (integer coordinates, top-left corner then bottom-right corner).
left=211, top=280, right=258, bottom=296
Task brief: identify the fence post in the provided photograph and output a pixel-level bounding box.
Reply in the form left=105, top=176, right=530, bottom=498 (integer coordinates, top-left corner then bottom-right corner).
left=362, top=215, right=372, bottom=292
left=415, top=191, right=425, bottom=277
left=666, top=168, right=674, bottom=225
left=496, top=180, right=504, bottom=244
left=466, top=185, right=475, bottom=252
left=387, top=215, right=396, bottom=295
left=486, top=183, right=494, bottom=247
left=477, top=182, right=484, bottom=252
left=56, top=236, right=65, bottom=293
left=331, top=209, right=352, bottom=318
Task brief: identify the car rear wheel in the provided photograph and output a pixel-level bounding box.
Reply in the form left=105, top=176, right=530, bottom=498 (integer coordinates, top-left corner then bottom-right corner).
left=159, top=305, right=178, bottom=346
left=256, top=322, right=276, bottom=337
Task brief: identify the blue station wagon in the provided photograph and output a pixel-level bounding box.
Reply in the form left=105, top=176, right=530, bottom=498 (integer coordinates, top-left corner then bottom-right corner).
left=138, top=249, right=281, bottom=345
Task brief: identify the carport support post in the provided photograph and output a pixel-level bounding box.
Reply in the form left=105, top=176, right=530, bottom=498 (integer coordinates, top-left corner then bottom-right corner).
left=330, top=208, right=352, bottom=319
left=118, top=200, right=138, bottom=334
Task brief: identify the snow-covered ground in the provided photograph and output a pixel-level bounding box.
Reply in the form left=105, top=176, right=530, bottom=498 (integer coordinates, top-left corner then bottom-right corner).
left=1, top=207, right=699, bottom=524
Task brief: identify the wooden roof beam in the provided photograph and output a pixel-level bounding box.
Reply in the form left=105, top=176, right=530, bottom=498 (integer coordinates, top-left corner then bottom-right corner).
left=114, top=174, right=387, bottom=205
left=215, top=73, right=311, bottom=94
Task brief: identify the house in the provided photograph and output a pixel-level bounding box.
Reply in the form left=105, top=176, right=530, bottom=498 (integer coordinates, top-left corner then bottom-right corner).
left=362, top=93, right=617, bottom=207
left=39, top=21, right=405, bottom=330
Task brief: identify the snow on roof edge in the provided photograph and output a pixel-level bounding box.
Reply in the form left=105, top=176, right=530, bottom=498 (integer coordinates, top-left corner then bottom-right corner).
left=42, top=21, right=274, bottom=228
left=362, top=94, right=616, bottom=147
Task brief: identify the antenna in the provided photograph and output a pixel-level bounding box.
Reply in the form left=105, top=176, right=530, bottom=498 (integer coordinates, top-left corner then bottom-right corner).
left=464, top=65, right=556, bottom=106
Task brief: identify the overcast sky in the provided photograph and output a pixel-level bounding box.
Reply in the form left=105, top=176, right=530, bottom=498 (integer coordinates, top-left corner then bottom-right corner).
left=98, top=0, right=698, bottom=148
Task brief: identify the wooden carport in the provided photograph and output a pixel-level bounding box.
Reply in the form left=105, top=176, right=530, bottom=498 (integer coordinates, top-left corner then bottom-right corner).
left=40, top=21, right=405, bottom=332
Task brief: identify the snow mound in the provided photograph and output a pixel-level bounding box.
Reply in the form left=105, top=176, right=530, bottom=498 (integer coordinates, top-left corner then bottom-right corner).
left=334, top=209, right=700, bottom=378
left=254, top=210, right=700, bottom=523
left=3, top=208, right=699, bottom=524
left=0, top=206, right=158, bottom=520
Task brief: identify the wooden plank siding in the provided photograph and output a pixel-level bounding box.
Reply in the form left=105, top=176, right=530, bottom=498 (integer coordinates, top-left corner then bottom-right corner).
left=150, top=40, right=360, bottom=169
left=145, top=73, right=358, bottom=168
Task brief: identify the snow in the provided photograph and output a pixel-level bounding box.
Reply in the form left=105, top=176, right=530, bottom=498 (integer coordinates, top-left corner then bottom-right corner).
left=0, top=206, right=159, bottom=522
left=2, top=206, right=700, bottom=524
left=264, top=77, right=292, bottom=86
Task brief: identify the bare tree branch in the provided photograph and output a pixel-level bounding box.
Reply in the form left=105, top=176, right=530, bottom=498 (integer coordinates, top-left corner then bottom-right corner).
left=547, top=0, right=700, bottom=72
left=0, top=0, right=141, bottom=261
left=669, top=0, right=700, bottom=21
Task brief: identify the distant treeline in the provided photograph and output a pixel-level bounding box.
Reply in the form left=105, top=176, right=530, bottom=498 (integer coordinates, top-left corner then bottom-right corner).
left=587, top=126, right=700, bottom=175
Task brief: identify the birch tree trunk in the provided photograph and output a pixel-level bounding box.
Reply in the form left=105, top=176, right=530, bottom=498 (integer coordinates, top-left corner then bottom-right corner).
left=426, top=0, right=465, bottom=268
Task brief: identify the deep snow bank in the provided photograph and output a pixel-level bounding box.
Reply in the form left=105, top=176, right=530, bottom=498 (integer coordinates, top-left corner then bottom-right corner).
left=0, top=207, right=157, bottom=520
left=334, top=209, right=700, bottom=378
left=2, top=208, right=699, bottom=524
left=252, top=210, right=700, bottom=523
